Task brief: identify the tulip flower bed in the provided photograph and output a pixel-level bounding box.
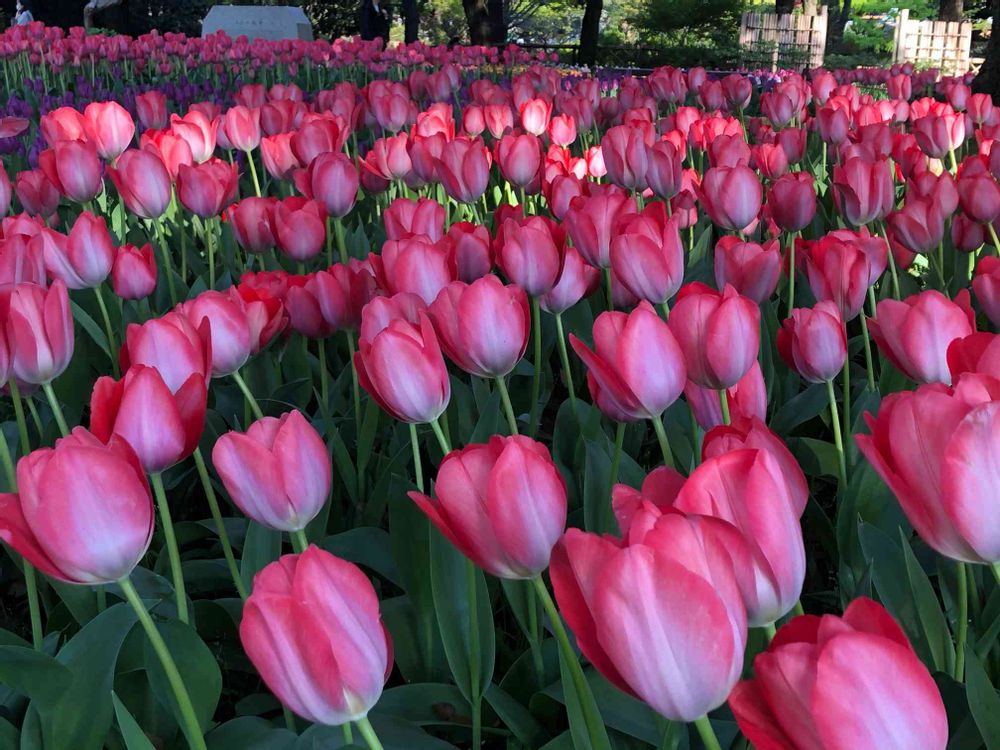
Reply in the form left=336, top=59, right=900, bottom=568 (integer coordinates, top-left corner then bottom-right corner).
left=1, top=19, right=1000, bottom=750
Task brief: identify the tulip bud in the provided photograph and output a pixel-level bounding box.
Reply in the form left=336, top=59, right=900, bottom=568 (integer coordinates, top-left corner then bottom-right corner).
left=108, top=149, right=173, bottom=219
left=83, top=101, right=135, bottom=161
left=6, top=280, right=74, bottom=385
left=714, top=236, right=781, bottom=305
left=112, top=243, right=158, bottom=300
left=777, top=301, right=848, bottom=384
left=179, top=290, right=254, bottom=377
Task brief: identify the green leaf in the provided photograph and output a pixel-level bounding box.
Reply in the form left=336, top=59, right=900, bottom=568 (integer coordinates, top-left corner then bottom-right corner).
left=375, top=683, right=469, bottom=726
left=0, top=647, right=71, bottom=705
left=428, top=527, right=495, bottom=706
left=37, top=602, right=137, bottom=750
left=70, top=299, right=111, bottom=359
left=965, top=644, right=1000, bottom=750
left=770, top=382, right=829, bottom=434
left=789, top=437, right=841, bottom=479
left=0, top=717, right=17, bottom=748
left=484, top=683, right=550, bottom=748
left=206, top=716, right=297, bottom=750
left=112, top=691, right=157, bottom=750
left=144, top=619, right=222, bottom=741
left=320, top=527, right=400, bottom=586
left=241, top=521, right=283, bottom=593
left=900, top=530, right=955, bottom=674
left=583, top=438, right=613, bottom=534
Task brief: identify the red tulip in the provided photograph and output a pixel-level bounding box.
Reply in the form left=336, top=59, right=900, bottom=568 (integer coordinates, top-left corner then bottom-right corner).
left=213, top=410, right=330, bottom=531
left=429, top=277, right=529, bottom=378
left=112, top=244, right=157, bottom=300
left=141, top=128, right=194, bottom=180
left=240, top=547, right=392, bottom=725
left=223, top=105, right=262, bottom=152
left=290, top=115, right=347, bottom=165
left=0, top=428, right=153, bottom=584
left=714, top=236, right=781, bottom=305
left=868, top=290, right=975, bottom=385
left=564, top=190, right=636, bottom=269
left=90, top=364, right=206, bottom=473
left=610, top=209, right=685, bottom=306
left=260, top=133, right=300, bottom=180
left=136, top=91, right=168, bottom=130
left=6, top=280, right=73, bottom=385
left=361, top=133, right=412, bottom=183
left=669, top=283, right=760, bottom=389
left=857, top=372, right=1000, bottom=563
left=570, top=301, right=686, bottom=421
left=703, top=415, right=809, bottom=516
left=778, top=301, right=848, bottom=384
left=383, top=197, right=444, bottom=242
left=228, top=197, right=278, bottom=255
left=550, top=517, right=746, bottom=721
left=698, top=164, right=762, bottom=232
left=108, top=149, right=172, bottom=219
left=38, top=140, right=103, bottom=203
left=170, top=110, right=218, bottom=163
left=289, top=261, right=377, bottom=337
left=355, top=310, right=450, bottom=424
left=817, top=105, right=850, bottom=145
left=121, top=311, right=212, bottom=393
left=801, top=232, right=874, bottom=320
left=733, top=598, right=948, bottom=749
left=767, top=171, right=816, bottom=233
left=496, top=216, right=563, bottom=297
left=273, top=197, right=327, bottom=262
left=887, top=198, right=946, bottom=254
left=436, top=136, right=491, bottom=203
left=646, top=140, right=683, bottom=200
left=179, top=290, right=254, bottom=377
left=973, top=255, right=1000, bottom=326
left=752, top=142, right=788, bottom=180
left=40, top=107, right=86, bottom=146
left=409, top=435, right=566, bottom=577
left=14, top=170, right=59, bottom=218
left=176, top=158, right=239, bottom=218
left=83, top=101, right=135, bottom=161
left=913, top=111, right=966, bottom=159
left=832, top=157, right=894, bottom=226
left=957, top=163, right=1000, bottom=224
left=300, top=151, right=358, bottom=218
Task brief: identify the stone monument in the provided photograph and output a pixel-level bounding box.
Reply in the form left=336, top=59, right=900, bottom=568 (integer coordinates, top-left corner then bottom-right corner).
left=202, top=5, right=314, bottom=42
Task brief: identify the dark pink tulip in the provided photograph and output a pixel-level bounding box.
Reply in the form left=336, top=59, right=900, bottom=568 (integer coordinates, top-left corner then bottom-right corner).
left=436, top=137, right=491, bottom=203
left=300, top=151, right=358, bottom=218
left=223, top=105, right=262, bottom=152
left=83, top=101, right=135, bottom=161
left=38, top=140, right=103, bottom=203
left=646, top=140, right=683, bottom=200
left=112, top=244, right=157, bottom=300
left=15, top=170, right=59, bottom=218
left=913, top=111, right=966, bottom=159
left=609, top=208, right=685, bottom=306
left=121, top=311, right=212, bottom=393
left=887, top=198, right=946, bottom=254
left=714, top=236, right=781, bottom=305
left=136, top=90, right=168, bottom=130
left=170, top=110, right=218, bottom=163
left=777, top=301, right=847, bottom=384
left=179, top=290, right=254, bottom=377
left=973, top=255, right=1000, bottom=326
left=570, top=301, right=686, bottom=421
left=669, top=283, right=760, bottom=389
left=496, top=133, right=542, bottom=189
left=539, top=245, right=600, bottom=315
left=383, top=197, right=444, bottom=242
left=802, top=232, right=874, bottom=320
left=429, top=276, right=529, bottom=378
left=374, top=236, right=454, bottom=305
left=177, top=158, right=239, bottom=218
left=601, top=123, right=653, bottom=191
left=229, top=197, right=278, bottom=255
left=213, top=410, right=330, bottom=532
left=832, top=157, right=895, bottom=226
left=273, top=197, right=327, bottom=262
left=767, top=171, right=817, bottom=233
left=260, top=133, right=300, bottom=180
left=38, top=212, right=114, bottom=289
left=6, top=280, right=74, bottom=385
left=447, top=222, right=493, bottom=282
left=564, top=190, right=636, bottom=269
left=868, top=290, right=975, bottom=385
left=496, top=216, right=563, bottom=297
left=108, top=149, right=173, bottom=219
left=698, top=165, right=762, bottom=232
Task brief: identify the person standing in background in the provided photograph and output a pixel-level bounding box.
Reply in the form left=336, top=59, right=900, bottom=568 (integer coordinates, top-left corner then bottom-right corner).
left=360, top=0, right=390, bottom=42
left=12, top=0, right=34, bottom=25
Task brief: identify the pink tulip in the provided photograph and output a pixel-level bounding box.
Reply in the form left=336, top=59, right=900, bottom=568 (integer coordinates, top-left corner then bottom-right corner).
left=112, top=244, right=157, bottom=300
left=83, top=101, right=135, bottom=161
left=5, top=280, right=74, bottom=385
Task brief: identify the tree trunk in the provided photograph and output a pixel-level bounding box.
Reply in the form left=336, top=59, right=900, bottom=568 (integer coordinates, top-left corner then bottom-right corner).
left=974, top=0, right=1000, bottom=96
left=403, top=0, right=419, bottom=43
left=825, top=0, right=851, bottom=48
left=775, top=0, right=795, bottom=13
left=938, top=0, right=963, bottom=21
left=463, top=0, right=505, bottom=44
left=578, top=0, right=603, bottom=67
left=802, top=0, right=818, bottom=14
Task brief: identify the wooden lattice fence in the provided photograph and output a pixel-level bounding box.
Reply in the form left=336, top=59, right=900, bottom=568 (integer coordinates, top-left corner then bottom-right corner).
left=739, top=7, right=827, bottom=72
left=892, top=9, right=972, bottom=75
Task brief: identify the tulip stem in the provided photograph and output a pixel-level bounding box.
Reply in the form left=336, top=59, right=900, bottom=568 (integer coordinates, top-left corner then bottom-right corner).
left=150, top=472, right=189, bottom=625
left=342, top=723, right=354, bottom=745
left=94, top=285, right=120, bottom=378
left=528, top=298, right=543, bottom=438
left=793, top=599, right=805, bottom=617
left=0, top=426, right=15, bottom=488
left=763, top=622, right=777, bottom=642
left=430, top=417, right=452, bottom=455
left=606, top=422, right=625, bottom=531
left=41, top=383, right=70, bottom=437
left=317, top=338, right=329, bottom=415
left=409, top=424, right=425, bottom=493
left=467, top=559, right=483, bottom=749
left=231, top=370, right=265, bottom=421
left=693, top=716, right=723, bottom=750
left=717, top=389, right=731, bottom=426
left=355, top=716, right=385, bottom=750
left=554, top=313, right=578, bottom=418
left=291, top=529, right=309, bottom=554
left=991, top=562, right=1000, bottom=587
left=531, top=575, right=612, bottom=750
left=334, top=217, right=349, bottom=265
left=877, top=224, right=901, bottom=300
left=786, top=232, right=796, bottom=318
left=650, top=416, right=676, bottom=469
left=150, top=219, right=179, bottom=306
left=603, top=268, right=614, bottom=312
left=245, top=148, right=263, bottom=198
left=858, top=314, right=876, bottom=392
left=206, top=219, right=217, bottom=290
left=192, top=447, right=247, bottom=599
left=840, top=358, right=851, bottom=472
left=23, top=563, right=43, bottom=651
left=494, top=376, right=519, bottom=435
left=118, top=576, right=208, bottom=750
left=8, top=379, right=31, bottom=456
left=526, top=587, right=545, bottom=688
left=988, top=222, right=1000, bottom=256
left=954, top=562, right=968, bottom=682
